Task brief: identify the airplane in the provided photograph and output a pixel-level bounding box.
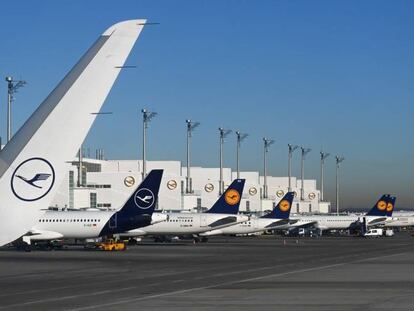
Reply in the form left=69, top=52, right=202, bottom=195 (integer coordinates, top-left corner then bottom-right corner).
left=199, top=192, right=295, bottom=236
left=22, top=170, right=165, bottom=246
left=0, top=20, right=147, bottom=246
left=120, top=179, right=250, bottom=242
left=384, top=197, right=414, bottom=228
left=286, top=194, right=392, bottom=235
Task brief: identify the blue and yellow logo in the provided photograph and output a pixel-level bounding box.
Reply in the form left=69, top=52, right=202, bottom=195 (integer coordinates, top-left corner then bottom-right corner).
left=279, top=200, right=291, bottom=212
left=386, top=203, right=394, bottom=212
left=225, top=189, right=241, bottom=206
left=377, top=200, right=387, bottom=211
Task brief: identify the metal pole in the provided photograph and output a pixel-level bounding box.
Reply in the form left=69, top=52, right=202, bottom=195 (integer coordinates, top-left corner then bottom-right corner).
left=263, top=139, right=267, bottom=199
left=300, top=147, right=311, bottom=201
left=236, top=131, right=248, bottom=180
left=219, top=129, right=223, bottom=195
left=142, top=110, right=146, bottom=179
left=218, top=127, right=232, bottom=195
left=78, top=146, right=83, bottom=187
left=288, top=144, right=298, bottom=192
left=219, top=128, right=224, bottom=195
left=186, top=122, right=191, bottom=193
left=263, top=138, right=274, bottom=199
left=7, top=85, right=11, bottom=142
left=301, top=150, right=304, bottom=201
left=335, top=155, right=345, bottom=215
left=5, top=76, right=26, bottom=143
left=320, top=151, right=330, bottom=201
left=336, top=161, right=339, bottom=214
left=236, top=133, right=240, bottom=179
left=185, top=120, right=199, bottom=194
left=141, top=109, right=157, bottom=179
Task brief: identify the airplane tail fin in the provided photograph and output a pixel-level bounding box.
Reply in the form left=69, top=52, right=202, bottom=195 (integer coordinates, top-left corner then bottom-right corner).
left=386, top=196, right=396, bottom=217
left=205, top=179, right=245, bottom=214
left=117, top=170, right=163, bottom=217
left=0, top=20, right=147, bottom=246
left=261, top=192, right=295, bottom=219
left=366, top=194, right=390, bottom=216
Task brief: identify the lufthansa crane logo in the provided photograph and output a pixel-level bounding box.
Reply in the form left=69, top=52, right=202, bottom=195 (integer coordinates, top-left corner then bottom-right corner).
left=205, top=183, right=214, bottom=193
left=279, top=200, right=291, bottom=212
left=11, top=157, right=55, bottom=202
left=377, top=200, right=387, bottom=211
left=124, top=176, right=135, bottom=187
left=249, top=187, right=257, bottom=196
left=134, top=188, right=155, bottom=209
left=387, top=202, right=394, bottom=212
left=225, top=189, right=240, bottom=206
left=167, top=180, right=177, bottom=190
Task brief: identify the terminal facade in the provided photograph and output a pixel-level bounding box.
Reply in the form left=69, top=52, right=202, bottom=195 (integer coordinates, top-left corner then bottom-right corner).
left=50, top=158, right=331, bottom=215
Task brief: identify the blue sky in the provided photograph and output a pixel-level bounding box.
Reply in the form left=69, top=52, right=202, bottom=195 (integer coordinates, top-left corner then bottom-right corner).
left=0, top=0, right=413, bottom=210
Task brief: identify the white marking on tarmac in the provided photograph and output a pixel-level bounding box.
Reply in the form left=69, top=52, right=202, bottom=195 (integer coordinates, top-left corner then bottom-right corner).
left=64, top=251, right=408, bottom=311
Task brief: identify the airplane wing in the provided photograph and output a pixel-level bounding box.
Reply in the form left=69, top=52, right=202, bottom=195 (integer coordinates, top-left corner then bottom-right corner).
left=208, top=216, right=238, bottom=229
left=117, top=228, right=147, bottom=237
left=367, top=217, right=387, bottom=226
left=264, top=219, right=291, bottom=229
left=0, top=20, right=146, bottom=246
left=23, top=230, right=64, bottom=244
left=289, top=220, right=318, bottom=229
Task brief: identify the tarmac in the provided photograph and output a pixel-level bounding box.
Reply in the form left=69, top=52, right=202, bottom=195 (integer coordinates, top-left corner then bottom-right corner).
left=0, top=233, right=413, bottom=311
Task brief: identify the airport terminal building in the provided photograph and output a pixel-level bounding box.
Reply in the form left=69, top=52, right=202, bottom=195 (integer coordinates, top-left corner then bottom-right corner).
left=50, top=157, right=331, bottom=214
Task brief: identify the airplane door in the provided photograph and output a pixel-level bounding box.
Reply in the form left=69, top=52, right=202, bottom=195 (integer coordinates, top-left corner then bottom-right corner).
left=200, top=214, right=208, bottom=227
left=109, top=214, right=117, bottom=229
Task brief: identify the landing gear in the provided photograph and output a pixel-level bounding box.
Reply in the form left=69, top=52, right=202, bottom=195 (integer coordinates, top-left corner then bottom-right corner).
left=192, top=236, right=208, bottom=243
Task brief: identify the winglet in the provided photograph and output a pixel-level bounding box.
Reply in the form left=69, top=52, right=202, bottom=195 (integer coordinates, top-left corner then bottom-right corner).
left=0, top=20, right=146, bottom=246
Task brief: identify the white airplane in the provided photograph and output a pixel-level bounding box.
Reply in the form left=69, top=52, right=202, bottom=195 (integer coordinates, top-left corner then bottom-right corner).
left=200, top=192, right=295, bottom=236
left=384, top=197, right=414, bottom=228
left=287, top=194, right=392, bottom=234
left=121, top=179, right=250, bottom=241
left=0, top=20, right=147, bottom=246
left=22, top=170, right=165, bottom=245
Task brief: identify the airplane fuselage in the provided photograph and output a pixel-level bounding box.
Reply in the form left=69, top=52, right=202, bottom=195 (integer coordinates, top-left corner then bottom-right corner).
left=200, top=217, right=290, bottom=236
left=123, top=212, right=249, bottom=236
left=28, top=210, right=161, bottom=242
left=289, top=214, right=386, bottom=231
